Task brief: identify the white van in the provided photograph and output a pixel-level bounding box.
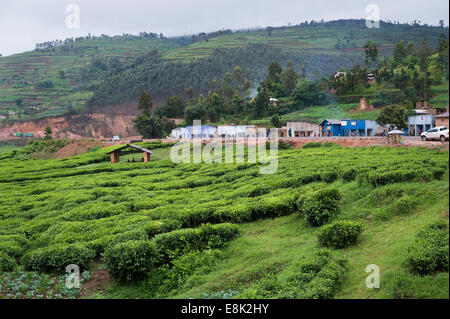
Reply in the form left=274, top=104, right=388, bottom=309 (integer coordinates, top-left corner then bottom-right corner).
left=421, top=127, right=449, bottom=142
left=112, top=136, right=121, bottom=142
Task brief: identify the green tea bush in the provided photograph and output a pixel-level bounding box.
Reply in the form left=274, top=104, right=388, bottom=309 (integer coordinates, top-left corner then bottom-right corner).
left=342, top=168, right=357, bottom=182
left=143, top=219, right=182, bottom=238
left=303, top=142, right=322, bottom=148
left=241, top=249, right=347, bottom=299
left=104, top=240, right=159, bottom=282
left=360, top=169, right=433, bottom=187
left=154, top=223, right=240, bottom=261
left=317, top=221, right=364, bottom=249
left=144, top=249, right=223, bottom=297
left=299, top=188, right=342, bottom=226
left=22, top=244, right=95, bottom=273
left=0, top=241, right=25, bottom=259
left=404, top=220, right=449, bottom=275
left=0, top=251, right=17, bottom=272
left=321, top=171, right=338, bottom=183
left=387, top=196, right=416, bottom=216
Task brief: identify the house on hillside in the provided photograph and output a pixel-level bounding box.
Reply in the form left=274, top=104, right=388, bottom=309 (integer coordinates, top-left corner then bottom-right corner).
left=286, top=122, right=320, bottom=137
left=269, top=98, right=279, bottom=107
left=334, top=71, right=346, bottom=78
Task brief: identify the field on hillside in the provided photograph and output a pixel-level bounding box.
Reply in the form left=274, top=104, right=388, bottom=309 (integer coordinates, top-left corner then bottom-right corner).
left=0, top=21, right=446, bottom=121
left=0, top=38, right=179, bottom=121
left=0, top=141, right=448, bottom=299
left=164, top=22, right=442, bottom=62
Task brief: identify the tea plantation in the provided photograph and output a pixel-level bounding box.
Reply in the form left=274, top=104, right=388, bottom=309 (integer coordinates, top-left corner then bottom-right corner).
left=0, top=142, right=448, bottom=299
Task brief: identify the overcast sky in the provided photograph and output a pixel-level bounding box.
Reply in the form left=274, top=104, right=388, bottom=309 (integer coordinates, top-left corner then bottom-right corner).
left=1, top=0, right=449, bottom=56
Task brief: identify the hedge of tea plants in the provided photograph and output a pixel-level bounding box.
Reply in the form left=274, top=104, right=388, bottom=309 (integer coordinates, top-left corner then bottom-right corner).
left=0, top=142, right=448, bottom=296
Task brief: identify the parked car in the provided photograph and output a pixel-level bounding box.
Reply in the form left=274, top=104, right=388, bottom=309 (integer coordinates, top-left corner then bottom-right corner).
left=112, top=136, right=121, bottom=142
left=421, top=126, right=449, bottom=142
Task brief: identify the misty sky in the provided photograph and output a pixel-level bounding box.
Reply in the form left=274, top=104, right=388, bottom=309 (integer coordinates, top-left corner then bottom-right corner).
left=1, top=0, right=449, bottom=56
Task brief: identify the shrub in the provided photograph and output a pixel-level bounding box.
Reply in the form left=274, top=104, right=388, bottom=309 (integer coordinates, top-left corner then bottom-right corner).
left=342, top=168, right=357, bottom=182
left=145, top=249, right=223, bottom=297
left=243, top=249, right=347, bottom=299
left=22, top=244, right=95, bottom=273
left=143, top=219, right=182, bottom=238
left=0, top=241, right=25, bottom=259
left=318, top=221, right=364, bottom=249
left=384, top=271, right=450, bottom=299
left=387, top=196, right=416, bottom=215
left=103, top=240, right=159, bottom=282
left=303, top=142, right=322, bottom=148
left=321, top=171, right=338, bottom=183
left=0, top=251, right=17, bottom=272
left=299, top=188, right=342, bottom=226
left=404, top=221, right=449, bottom=275
left=153, top=223, right=240, bottom=262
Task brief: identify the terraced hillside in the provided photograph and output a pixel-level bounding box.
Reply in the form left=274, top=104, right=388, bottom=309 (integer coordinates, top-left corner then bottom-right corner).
left=0, top=37, right=180, bottom=121
left=0, top=20, right=447, bottom=121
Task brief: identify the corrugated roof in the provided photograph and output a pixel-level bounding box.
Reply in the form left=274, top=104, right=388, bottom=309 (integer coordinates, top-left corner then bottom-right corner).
left=320, top=119, right=342, bottom=125
left=436, top=112, right=449, bottom=118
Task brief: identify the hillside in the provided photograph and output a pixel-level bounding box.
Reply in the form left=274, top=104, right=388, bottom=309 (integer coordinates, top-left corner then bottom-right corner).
left=0, top=20, right=447, bottom=122
left=0, top=142, right=448, bottom=299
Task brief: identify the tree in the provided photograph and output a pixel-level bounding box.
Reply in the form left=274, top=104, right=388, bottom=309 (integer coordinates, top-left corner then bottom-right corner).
left=15, top=98, right=23, bottom=107
left=363, top=41, right=378, bottom=69
left=160, top=95, right=186, bottom=118
left=253, top=81, right=269, bottom=118
left=291, top=78, right=328, bottom=106
left=393, top=41, right=407, bottom=66
left=44, top=126, right=53, bottom=140
left=267, top=62, right=282, bottom=84
left=138, top=91, right=152, bottom=117
left=266, top=26, right=273, bottom=37
left=161, top=117, right=177, bottom=136
left=185, top=86, right=195, bottom=101
left=59, top=70, right=66, bottom=79
left=133, top=115, right=163, bottom=138
left=376, top=105, right=407, bottom=129
left=184, top=102, right=208, bottom=124
left=437, top=34, right=449, bottom=79
left=271, top=114, right=281, bottom=128
left=281, top=61, right=299, bottom=96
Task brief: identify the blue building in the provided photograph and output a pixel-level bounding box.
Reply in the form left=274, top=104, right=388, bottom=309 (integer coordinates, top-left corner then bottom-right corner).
left=320, top=119, right=382, bottom=137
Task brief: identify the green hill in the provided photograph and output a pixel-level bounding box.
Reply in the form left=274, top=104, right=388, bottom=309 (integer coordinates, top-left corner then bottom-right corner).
left=0, top=20, right=447, bottom=121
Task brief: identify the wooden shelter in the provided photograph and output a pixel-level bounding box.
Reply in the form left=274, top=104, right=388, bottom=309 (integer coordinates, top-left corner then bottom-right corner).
left=107, top=144, right=153, bottom=164
left=387, top=130, right=405, bottom=145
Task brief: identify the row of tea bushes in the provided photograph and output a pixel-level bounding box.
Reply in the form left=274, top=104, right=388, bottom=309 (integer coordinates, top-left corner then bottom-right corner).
left=104, top=223, right=240, bottom=281
left=240, top=249, right=348, bottom=299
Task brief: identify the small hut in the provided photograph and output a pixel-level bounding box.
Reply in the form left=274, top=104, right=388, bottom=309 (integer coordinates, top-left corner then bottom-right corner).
left=107, top=144, right=153, bottom=164
left=387, top=130, right=405, bottom=145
